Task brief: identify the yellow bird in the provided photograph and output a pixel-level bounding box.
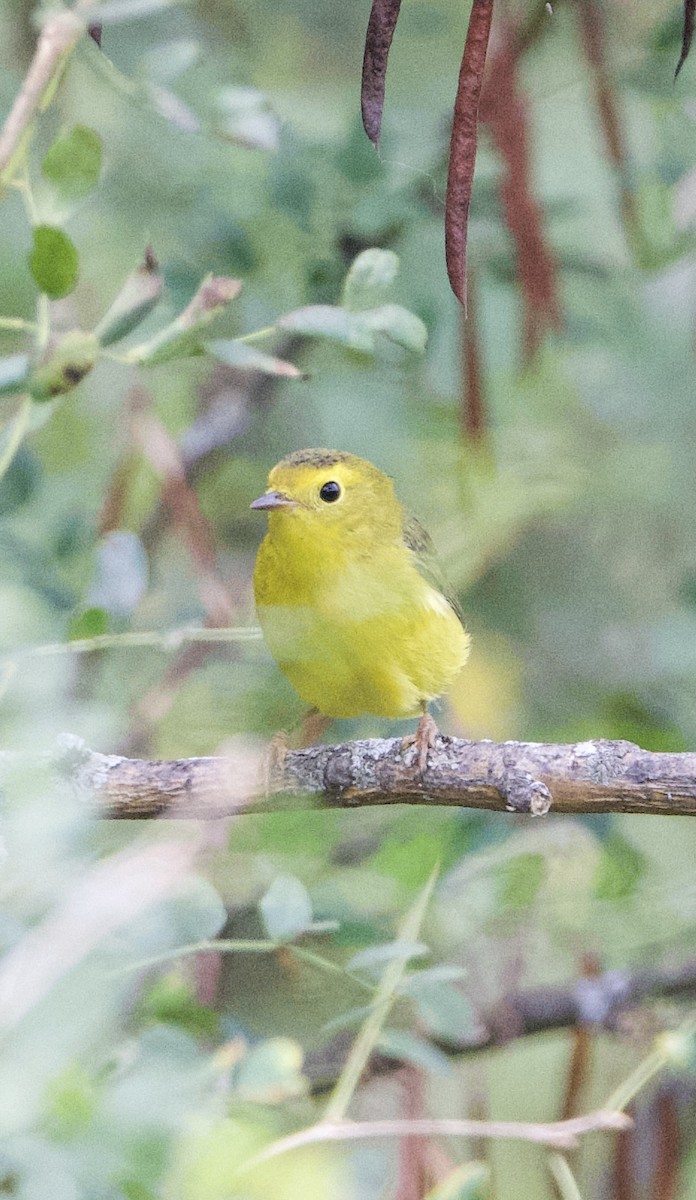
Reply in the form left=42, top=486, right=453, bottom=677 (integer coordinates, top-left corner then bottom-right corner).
left=251, top=449, right=470, bottom=769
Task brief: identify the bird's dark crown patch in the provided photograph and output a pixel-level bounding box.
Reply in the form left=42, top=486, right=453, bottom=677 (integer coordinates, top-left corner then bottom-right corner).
left=281, top=448, right=351, bottom=470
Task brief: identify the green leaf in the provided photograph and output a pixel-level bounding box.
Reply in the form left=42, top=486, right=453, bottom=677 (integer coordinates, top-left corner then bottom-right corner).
left=659, top=1029, right=696, bottom=1072
left=372, top=830, right=450, bottom=888
left=142, top=972, right=218, bottom=1038
left=425, top=1162, right=491, bottom=1200
left=44, top=1065, right=96, bottom=1138
left=347, top=941, right=428, bottom=972
left=259, top=875, right=313, bottom=941
left=29, top=226, right=79, bottom=299
left=398, top=965, right=467, bottom=993
left=0, top=446, right=39, bottom=514
left=217, top=87, right=279, bottom=151
left=593, top=833, right=646, bottom=902
left=412, top=983, right=476, bottom=1042
left=278, top=302, right=427, bottom=353
left=175, top=1115, right=345, bottom=1199
left=232, top=1038, right=306, bottom=1103
left=342, top=248, right=399, bottom=311
left=93, top=0, right=184, bottom=21
left=0, top=353, right=30, bottom=396
left=321, top=1004, right=375, bottom=1035
left=277, top=304, right=371, bottom=349
left=88, top=530, right=149, bottom=617
left=497, top=853, right=546, bottom=911
left=143, top=38, right=200, bottom=83
left=122, top=1182, right=158, bottom=1200
left=94, top=249, right=163, bottom=346
left=205, top=338, right=304, bottom=378
left=362, top=304, right=428, bottom=352
left=68, top=606, right=109, bottom=641
left=377, top=1029, right=453, bottom=1075
left=166, top=877, right=228, bottom=945
left=42, top=125, right=103, bottom=202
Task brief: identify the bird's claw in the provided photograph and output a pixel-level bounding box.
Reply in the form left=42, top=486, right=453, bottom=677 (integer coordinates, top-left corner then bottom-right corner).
left=261, top=730, right=289, bottom=794
left=401, top=711, right=439, bottom=775
left=260, top=709, right=331, bottom=795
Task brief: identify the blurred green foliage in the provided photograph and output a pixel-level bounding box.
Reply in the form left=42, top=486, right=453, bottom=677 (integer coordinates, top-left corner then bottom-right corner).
left=2, top=0, right=696, bottom=1195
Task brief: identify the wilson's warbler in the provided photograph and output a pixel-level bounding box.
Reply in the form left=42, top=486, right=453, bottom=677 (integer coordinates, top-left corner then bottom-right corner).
left=251, top=449, right=470, bottom=768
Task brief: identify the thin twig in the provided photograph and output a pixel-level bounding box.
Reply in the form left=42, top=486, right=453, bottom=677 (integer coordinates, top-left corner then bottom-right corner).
left=0, top=317, right=35, bottom=332
left=119, top=936, right=375, bottom=994
left=0, top=395, right=32, bottom=481
left=0, top=624, right=260, bottom=669
left=0, top=9, right=84, bottom=178
left=128, top=386, right=235, bottom=626
left=603, top=1014, right=696, bottom=1113
left=548, top=1153, right=584, bottom=1200
left=603, top=1046, right=673, bottom=1114
left=324, top=866, right=438, bottom=1121
left=241, top=1110, right=632, bottom=1171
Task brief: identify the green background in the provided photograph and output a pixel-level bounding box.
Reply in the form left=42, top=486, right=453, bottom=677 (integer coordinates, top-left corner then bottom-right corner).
left=1, top=0, right=696, bottom=1195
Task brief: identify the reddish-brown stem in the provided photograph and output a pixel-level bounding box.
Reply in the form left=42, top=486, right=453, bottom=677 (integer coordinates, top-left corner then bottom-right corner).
left=481, top=40, right=561, bottom=361
left=460, top=268, right=486, bottom=440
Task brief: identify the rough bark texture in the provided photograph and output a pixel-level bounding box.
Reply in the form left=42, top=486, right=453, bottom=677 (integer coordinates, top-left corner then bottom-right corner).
left=41, top=733, right=696, bottom=819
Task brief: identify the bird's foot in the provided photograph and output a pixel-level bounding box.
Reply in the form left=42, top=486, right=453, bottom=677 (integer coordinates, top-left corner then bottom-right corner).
left=261, top=709, right=331, bottom=795
left=401, top=711, right=439, bottom=775
left=261, top=730, right=290, bottom=795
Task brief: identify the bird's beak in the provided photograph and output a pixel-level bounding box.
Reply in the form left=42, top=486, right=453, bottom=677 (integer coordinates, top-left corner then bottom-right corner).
left=250, top=490, right=297, bottom=511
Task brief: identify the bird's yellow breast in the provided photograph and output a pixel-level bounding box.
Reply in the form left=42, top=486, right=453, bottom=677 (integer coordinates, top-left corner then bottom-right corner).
left=254, top=525, right=470, bottom=720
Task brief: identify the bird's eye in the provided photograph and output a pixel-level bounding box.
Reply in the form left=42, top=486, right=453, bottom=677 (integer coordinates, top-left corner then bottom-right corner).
left=319, top=480, right=341, bottom=503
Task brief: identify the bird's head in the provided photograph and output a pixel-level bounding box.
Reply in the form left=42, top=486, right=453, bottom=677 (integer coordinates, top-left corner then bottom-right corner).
left=251, top=449, right=402, bottom=544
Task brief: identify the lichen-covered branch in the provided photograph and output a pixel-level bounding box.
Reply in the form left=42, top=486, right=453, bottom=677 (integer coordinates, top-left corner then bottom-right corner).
left=43, top=733, right=696, bottom=819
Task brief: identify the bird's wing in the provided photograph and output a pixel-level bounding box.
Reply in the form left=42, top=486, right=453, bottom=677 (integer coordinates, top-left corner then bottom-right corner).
left=402, top=514, right=463, bottom=621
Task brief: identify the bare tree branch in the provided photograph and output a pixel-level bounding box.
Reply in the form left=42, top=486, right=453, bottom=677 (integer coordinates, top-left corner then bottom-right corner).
left=36, top=733, right=696, bottom=819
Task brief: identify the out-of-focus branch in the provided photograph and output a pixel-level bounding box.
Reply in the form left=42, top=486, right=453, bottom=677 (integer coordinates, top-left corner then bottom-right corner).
left=304, top=960, right=696, bottom=1088
left=480, top=35, right=562, bottom=361
left=0, top=838, right=196, bottom=1032
left=459, top=268, right=487, bottom=442
left=243, top=1110, right=631, bottom=1165
left=138, top=338, right=304, bottom=554
left=576, top=0, right=648, bottom=264
left=102, top=383, right=245, bottom=754
left=0, top=9, right=84, bottom=178
left=37, top=733, right=696, bottom=819
left=129, top=386, right=234, bottom=625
